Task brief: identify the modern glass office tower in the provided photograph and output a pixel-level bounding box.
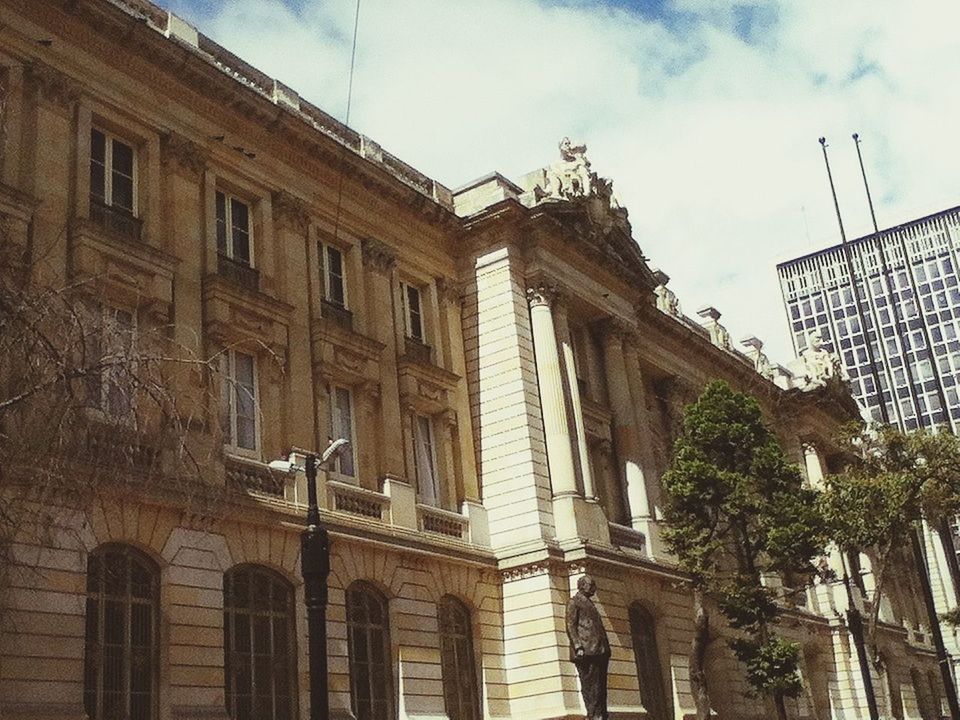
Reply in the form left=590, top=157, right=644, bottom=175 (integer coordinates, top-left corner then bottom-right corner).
left=778, top=205, right=960, bottom=432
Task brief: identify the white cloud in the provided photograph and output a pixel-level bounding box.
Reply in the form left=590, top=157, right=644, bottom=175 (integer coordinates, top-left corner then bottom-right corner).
left=176, top=0, right=960, bottom=363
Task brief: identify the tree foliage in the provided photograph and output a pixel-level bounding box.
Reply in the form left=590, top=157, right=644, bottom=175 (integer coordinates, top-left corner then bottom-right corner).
left=819, top=424, right=960, bottom=648
left=662, top=381, right=827, bottom=715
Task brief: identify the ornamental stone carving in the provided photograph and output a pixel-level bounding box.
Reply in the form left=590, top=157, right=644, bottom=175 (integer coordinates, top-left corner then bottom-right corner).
left=538, top=137, right=622, bottom=212
left=652, top=269, right=681, bottom=318
left=799, top=330, right=848, bottom=389
left=741, top=336, right=776, bottom=380
left=162, top=132, right=208, bottom=177
left=697, top=306, right=732, bottom=351
left=272, top=190, right=310, bottom=235
left=361, top=236, right=396, bottom=274
left=24, top=61, right=80, bottom=110
left=526, top=284, right=558, bottom=309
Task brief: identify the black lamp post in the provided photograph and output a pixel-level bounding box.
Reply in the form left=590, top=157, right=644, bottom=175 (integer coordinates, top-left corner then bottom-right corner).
left=273, top=438, right=350, bottom=720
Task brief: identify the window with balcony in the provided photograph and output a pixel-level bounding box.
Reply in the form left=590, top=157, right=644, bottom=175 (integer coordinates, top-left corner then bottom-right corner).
left=86, top=305, right=137, bottom=421
left=320, top=242, right=353, bottom=329
left=83, top=544, right=158, bottom=720
left=413, top=413, right=440, bottom=506
left=216, top=191, right=258, bottom=290
left=90, top=128, right=140, bottom=239
left=221, top=350, right=258, bottom=454
left=223, top=565, right=297, bottom=720
left=330, top=384, right=357, bottom=480
left=217, top=191, right=252, bottom=264
left=346, top=582, right=393, bottom=720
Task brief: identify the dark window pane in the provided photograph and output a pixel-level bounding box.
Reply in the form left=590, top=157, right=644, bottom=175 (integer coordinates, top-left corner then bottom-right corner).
left=223, top=566, right=296, bottom=720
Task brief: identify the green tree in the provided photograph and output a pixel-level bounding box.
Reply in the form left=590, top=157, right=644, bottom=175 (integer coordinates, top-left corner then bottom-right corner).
left=820, top=425, right=960, bottom=656
left=661, top=381, right=826, bottom=720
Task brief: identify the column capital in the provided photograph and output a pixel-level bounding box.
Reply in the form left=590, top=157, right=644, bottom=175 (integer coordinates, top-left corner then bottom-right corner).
left=435, top=276, right=463, bottom=306
left=272, top=190, right=311, bottom=235
left=597, top=316, right=632, bottom=345
left=527, top=284, right=559, bottom=309
left=24, top=61, right=80, bottom=110
left=361, top=236, right=396, bottom=273
left=162, top=132, right=208, bottom=178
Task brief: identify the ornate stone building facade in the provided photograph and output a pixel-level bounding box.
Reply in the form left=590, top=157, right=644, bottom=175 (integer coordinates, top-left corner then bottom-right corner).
left=0, top=1, right=949, bottom=719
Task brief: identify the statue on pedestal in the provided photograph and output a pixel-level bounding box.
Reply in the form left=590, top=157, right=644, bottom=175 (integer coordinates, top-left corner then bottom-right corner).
left=566, top=575, right=610, bottom=720
left=800, top=330, right=848, bottom=389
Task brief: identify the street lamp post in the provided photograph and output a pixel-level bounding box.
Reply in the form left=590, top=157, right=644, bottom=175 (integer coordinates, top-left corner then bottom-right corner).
left=272, top=438, right=350, bottom=720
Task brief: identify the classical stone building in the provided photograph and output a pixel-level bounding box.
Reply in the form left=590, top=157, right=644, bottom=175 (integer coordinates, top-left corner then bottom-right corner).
left=0, top=1, right=949, bottom=719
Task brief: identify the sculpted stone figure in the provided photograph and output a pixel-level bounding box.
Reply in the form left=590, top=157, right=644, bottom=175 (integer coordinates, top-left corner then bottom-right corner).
left=800, top=330, right=848, bottom=389
left=566, top=575, right=610, bottom=720
left=545, top=137, right=595, bottom=200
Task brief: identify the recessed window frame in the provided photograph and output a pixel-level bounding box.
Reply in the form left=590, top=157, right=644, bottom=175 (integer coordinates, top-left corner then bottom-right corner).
left=437, top=595, right=481, bottom=720
left=216, top=189, right=254, bottom=267
left=321, top=242, right=348, bottom=309
left=223, top=565, right=298, bottom=720
left=90, top=126, right=138, bottom=217
left=401, top=281, right=425, bottom=343
left=328, top=383, right=358, bottom=482
left=86, top=304, right=138, bottom=423
left=221, top=349, right=260, bottom=457
left=413, top=412, right=440, bottom=507
left=345, top=581, right=394, bottom=720
left=83, top=543, right=159, bottom=720
left=628, top=602, right=670, bottom=720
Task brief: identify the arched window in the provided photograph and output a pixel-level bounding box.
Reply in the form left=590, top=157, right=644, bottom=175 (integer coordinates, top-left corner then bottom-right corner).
left=83, top=544, right=159, bottom=720
left=346, top=582, right=393, bottom=720
left=438, top=596, right=481, bottom=720
left=628, top=603, right=670, bottom=720
left=223, top=565, right=297, bottom=720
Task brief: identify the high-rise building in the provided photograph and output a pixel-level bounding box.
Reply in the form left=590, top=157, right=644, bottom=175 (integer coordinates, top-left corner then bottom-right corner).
left=778, top=206, right=960, bottom=432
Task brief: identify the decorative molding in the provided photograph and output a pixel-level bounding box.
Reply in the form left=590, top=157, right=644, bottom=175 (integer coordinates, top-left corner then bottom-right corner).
left=272, top=190, right=311, bottom=235
left=24, top=61, right=80, bottom=109
left=361, top=236, right=397, bottom=273
left=162, top=132, right=208, bottom=177
left=500, top=560, right=558, bottom=583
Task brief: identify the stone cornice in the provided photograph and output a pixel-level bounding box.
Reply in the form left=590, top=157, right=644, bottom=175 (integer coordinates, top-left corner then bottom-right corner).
left=48, top=0, right=460, bottom=230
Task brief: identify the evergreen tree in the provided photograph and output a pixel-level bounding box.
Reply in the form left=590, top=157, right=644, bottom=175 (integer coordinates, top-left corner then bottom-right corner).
left=662, top=381, right=826, bottom=720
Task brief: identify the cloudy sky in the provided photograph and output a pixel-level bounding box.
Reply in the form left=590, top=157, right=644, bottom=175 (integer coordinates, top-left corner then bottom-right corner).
left=167, top=0, right=960, bottom=363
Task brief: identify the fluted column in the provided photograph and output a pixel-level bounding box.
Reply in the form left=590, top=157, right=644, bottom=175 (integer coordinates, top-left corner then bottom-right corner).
left=600, top=321, right=651, bottom=522
left=527, top=286, right=579, bottom=498
left=553, top=300, right=595, bottom=499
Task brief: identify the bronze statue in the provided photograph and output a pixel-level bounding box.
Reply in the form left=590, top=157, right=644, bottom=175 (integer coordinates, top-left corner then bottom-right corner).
left=566, top=575, right=611, bottom=720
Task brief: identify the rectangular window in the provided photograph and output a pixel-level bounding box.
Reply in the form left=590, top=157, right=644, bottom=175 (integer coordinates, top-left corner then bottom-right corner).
left=402, top=282, right=424, bottom=342
left=413, top=413, right=439, bottom=506
left=323, top=244, right=347, bottom=307
left=216, top=191, right=252, bottom=265
left=330, top=385, right=356, bottom=479
left=90, top=128, right=136, bottom=215
left=221, top=350, right=258, bottom=453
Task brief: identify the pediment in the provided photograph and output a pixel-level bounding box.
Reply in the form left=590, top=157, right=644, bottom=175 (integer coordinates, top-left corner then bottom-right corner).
left=533, top=199, right=658, bottom=294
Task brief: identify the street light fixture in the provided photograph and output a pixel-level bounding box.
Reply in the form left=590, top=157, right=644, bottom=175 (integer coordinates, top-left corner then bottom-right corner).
left=270, top=438, right=351, bottom=720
